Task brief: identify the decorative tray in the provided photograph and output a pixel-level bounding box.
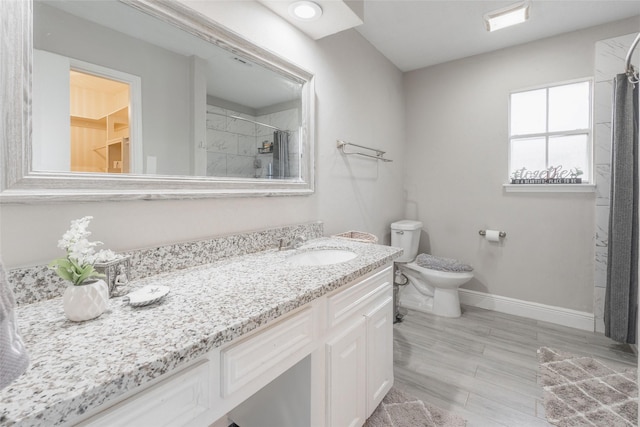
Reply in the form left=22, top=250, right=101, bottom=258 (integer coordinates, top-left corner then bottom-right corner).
left=125, top=285, right=170, bottom=307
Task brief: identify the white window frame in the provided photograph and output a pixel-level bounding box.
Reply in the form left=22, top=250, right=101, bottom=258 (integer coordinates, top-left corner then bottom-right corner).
left=504, top=77, right=596, bottom=193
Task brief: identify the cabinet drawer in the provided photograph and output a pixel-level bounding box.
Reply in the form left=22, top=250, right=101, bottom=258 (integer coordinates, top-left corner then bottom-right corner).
left=327, top=266, right=392, bottom=328
left=221, top=306, right=314, bottom=397
left=79, top=360, right=210, bottom=427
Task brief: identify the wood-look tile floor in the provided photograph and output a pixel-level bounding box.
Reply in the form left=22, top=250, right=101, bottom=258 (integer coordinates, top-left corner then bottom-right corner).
left=392, top=305, right=638, bottom=427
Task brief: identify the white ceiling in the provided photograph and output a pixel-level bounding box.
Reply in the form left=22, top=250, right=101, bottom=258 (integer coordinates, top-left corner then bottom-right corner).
left=259, top=0, right=364, bottom=39
left=353, top=1, right=640, bottom=72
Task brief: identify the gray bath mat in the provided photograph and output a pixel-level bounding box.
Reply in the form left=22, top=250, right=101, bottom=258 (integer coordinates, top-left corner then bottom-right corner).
left=365, top=386, right=466, bottom=427
left=538, top=347, right=638, bottom=426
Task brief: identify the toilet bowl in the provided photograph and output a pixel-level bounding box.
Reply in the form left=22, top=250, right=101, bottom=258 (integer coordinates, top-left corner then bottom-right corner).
left=391, top=220, right=473, bottom=318
left=398, top=262, right=473, bottom=318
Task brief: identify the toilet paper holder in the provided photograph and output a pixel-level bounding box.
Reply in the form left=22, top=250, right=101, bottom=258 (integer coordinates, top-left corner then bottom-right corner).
left=479, top=230, right=507, bottom=238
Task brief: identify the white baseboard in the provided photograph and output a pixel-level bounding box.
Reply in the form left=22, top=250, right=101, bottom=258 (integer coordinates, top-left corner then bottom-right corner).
left=459, top=289, right=595, bottom=332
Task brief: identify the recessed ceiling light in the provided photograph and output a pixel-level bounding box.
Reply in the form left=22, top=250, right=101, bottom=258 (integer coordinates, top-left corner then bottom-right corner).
left=288, top=1, right=323, bottom=22
left=484, top=1, right=530, bottom=32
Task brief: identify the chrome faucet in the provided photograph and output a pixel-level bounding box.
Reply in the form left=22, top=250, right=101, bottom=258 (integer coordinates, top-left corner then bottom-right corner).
left=279, top=235, right=307, bottom=250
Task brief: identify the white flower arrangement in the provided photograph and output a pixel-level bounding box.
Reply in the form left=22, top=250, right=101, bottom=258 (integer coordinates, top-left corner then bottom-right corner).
left=49, top=216, right=118, bottom=286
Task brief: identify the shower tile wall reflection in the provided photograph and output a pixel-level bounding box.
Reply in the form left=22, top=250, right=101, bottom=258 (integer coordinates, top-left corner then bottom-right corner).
left=205, top=104, right=299, bottom=178
left=593, top=32, right=639, bottom=332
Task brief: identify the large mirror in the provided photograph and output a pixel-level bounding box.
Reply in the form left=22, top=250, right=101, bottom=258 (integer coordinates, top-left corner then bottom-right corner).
left=0, top=0, right=315, bottom=202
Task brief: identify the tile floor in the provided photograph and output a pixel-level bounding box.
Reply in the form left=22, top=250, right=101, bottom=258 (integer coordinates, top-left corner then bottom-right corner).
left=393, top=306, right=637, bottom=426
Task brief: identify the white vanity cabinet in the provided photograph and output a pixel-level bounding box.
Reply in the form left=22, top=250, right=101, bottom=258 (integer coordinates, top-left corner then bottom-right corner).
left=325, top=266, right=394, bottom=427
left=326, top=317, right=367, bottom=426
left=365, top=294, right=395, bottom=413
left=76, top=360, right=213, bottom=427
left=74, top=264, right=394, bottom=427
left=220, top=306, right=316, bottom=398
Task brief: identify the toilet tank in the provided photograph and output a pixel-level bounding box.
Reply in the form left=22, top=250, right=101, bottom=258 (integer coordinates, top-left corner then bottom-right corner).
left=390, top=220, right=423, bottom=262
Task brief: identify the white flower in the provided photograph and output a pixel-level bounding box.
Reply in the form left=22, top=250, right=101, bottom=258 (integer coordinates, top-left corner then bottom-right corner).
left=94, top=249, right=119, bottom=263
left=50, top=216, right=114, bottom=286
left=68, top=238, right=102, bottom=266
left=57, top=216, right=97, bottom=251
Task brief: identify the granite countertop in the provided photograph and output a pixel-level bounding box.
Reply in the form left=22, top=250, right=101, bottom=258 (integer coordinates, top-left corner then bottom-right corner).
left=0, top=238, right=402, bottom=427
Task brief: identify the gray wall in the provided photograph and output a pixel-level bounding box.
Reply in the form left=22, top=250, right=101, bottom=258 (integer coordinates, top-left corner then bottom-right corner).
left=403, top=17, right=639, bottom=313
left=0, top=0, right=406, bottom=268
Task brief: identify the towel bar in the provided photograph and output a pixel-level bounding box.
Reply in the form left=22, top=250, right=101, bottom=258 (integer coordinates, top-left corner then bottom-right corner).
left=337, top=140, right=393, bottom=162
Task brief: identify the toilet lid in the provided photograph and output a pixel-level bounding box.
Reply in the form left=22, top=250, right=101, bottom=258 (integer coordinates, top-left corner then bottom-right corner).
left=415, top=254, right=473, bottom=272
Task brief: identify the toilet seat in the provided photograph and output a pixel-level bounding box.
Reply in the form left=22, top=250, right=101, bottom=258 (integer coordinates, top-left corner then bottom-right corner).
left=414, top=253, right=473, bottom=273
left=404, top=261, right=474, bottom=281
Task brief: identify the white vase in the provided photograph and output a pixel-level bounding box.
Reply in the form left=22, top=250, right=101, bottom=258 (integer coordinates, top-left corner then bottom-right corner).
left=63, top=279, right=109, bottom=322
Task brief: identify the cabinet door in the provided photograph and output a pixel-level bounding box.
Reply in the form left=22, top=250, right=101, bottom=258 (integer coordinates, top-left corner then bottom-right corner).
left=326, top=317, right=366, bottom=427
left=366, top=296, right=394, bottom=417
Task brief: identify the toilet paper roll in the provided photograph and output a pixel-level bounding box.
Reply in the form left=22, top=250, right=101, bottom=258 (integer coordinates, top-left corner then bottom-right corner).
left=485, top=230, right=501, bottom=242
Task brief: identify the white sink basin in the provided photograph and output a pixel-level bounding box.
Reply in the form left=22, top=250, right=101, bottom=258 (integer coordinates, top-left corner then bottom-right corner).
left=285, top=249, right=358, bottom=266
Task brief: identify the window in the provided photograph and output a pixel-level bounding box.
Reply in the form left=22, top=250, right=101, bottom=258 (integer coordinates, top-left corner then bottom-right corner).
left=508, top=79, right=592, bottom=185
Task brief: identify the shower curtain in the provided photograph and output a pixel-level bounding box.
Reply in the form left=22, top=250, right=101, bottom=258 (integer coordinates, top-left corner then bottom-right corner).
left=605, top=74, right=639, bottom=344
left=273, top=130, right=290, bottom=179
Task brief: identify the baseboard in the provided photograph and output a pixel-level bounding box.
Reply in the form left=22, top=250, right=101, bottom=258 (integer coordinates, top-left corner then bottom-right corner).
left=459, top=289, right=595, bottom=332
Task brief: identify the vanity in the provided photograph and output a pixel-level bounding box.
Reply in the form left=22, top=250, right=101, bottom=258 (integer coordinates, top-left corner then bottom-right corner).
left=1, top=231, right=402, bottom=427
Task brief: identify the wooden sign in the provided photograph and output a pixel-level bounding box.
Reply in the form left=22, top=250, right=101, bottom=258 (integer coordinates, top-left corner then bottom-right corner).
left=510, top=165, right=583, bottom=184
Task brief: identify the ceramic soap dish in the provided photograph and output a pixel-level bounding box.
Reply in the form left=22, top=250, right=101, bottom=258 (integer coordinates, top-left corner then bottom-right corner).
left=125, top=285, right=170, bottom=307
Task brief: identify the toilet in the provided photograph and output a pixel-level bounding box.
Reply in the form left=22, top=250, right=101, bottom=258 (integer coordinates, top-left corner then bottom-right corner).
left=391, top=220, right=473, bottom=318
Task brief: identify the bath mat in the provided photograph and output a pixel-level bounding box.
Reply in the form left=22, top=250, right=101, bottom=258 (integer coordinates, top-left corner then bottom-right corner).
left=364, top=386, right=466, bottom=427
left=537, top=347, right=638, bottom=426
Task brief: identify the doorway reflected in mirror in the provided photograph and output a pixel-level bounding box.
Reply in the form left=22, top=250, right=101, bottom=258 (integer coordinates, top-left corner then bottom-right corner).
left=70, top=70, right=130, bottom=174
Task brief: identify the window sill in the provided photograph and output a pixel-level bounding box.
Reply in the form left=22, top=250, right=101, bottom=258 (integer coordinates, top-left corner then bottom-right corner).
left=503, top=184, right=596, bottom=193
